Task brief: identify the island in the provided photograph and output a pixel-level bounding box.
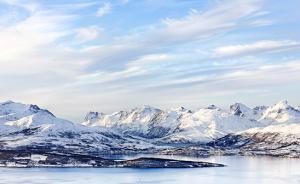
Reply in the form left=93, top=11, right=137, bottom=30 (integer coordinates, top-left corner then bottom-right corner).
left=0, top=150, right=224, bottom=168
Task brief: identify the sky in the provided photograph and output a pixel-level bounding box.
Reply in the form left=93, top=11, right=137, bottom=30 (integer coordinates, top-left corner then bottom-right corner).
left=0, top=0, right=300, bottom=122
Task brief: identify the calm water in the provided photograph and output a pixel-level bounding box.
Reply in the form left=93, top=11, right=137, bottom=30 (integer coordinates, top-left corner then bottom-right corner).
left=0, top=156, right=299, bottom=184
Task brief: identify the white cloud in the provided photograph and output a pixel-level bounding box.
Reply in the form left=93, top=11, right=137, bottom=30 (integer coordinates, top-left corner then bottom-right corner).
left=96, top=3, right=112, bottom=17
left=0, top=0, right=299, bottom=121
left=0, top=0, right=39, bottom=12
left=120, top=0, right=129, bottom=4
left=76, top=26, right=104, bottom=42
left=134, top=60, right=300, bottom=92
left=0, top=1, right=94, bottom=103
left=152, top=0, right=263, bottom=44
left=214, top=40, right=300, bottom=57
left=249, top=19, right=273, bottom=27
left=0, top=11, right=72, bottom=62
left=51, top=2, right=97, bottom=10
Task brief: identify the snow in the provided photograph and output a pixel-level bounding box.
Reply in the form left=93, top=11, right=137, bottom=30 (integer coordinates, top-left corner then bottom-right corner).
left=31, top=154, right=47, bottom=161
left=259, top=100, right=300, bottom=124
left=80, top=100, right=300, bottom=143
left=0, top=99, right=299, bottom=150
left=242, top=123, right=300, bottom=135
left=230, top=103, right=252, bottom=117
left=0, top=101, right=153, bottom=151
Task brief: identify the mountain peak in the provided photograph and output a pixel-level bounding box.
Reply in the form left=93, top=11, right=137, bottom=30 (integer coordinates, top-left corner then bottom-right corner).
left=229, top=103, right=251, bottom=117
left=266, top=100, right=297, bottom=112
left=132, top=105, right=161, bottom=114
left=141, top=105, right=159, bottom=110
left=0, top=100, right=14, bottom=105
left=172, top=106, right=192, bottom=113
left=0, top=100, right=55, bottom=118
left=273, top=100, right=290, bottom=110
left=84, top=111, right=103, bottom=121
left=260, top=100, right=300, bottom=123
left=31, top=104, right=56, bottom=117
left=207, top=104, right=220, bottom=110
left=176, top=106, right=186, bottom=111
left=29, top=104, right=41, bottom=113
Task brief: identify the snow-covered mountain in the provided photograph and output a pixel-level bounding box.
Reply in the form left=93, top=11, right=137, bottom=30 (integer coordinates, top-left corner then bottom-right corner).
left=0, top=101, right=156, bottom=154
left=210, top=123, right=300, bottom=157
left=259, top=100, right=300, bottom=124
left=202, top=101, right=300, bottom=157
left=82, top=100, right=300, bottom=143
left=0, top=100, right=74, bottom=134
left=0, top=100, right=299, bottom=158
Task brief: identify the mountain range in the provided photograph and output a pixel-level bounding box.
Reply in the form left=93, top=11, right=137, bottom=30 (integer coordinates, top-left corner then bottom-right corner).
left=0, top=100, right=299, bottom=160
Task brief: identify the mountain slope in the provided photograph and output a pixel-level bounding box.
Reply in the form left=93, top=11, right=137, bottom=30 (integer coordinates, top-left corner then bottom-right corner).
left=209, top=123, right=300, bottom=157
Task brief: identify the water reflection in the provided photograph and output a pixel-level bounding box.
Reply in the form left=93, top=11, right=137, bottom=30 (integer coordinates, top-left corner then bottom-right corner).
left=0, top=156, right=299, bottom=184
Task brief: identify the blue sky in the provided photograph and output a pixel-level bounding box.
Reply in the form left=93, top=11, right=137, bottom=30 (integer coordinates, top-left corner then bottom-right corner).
left=0, top=0, right=300, bottom=121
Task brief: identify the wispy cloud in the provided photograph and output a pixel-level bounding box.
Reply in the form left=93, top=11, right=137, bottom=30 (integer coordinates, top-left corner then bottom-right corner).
left=151, top=0, right=263, bottom=44
left=0, top=0, right=39, bottom=12
left=96, top=2, right=112, bottom=17
left=214, top=40, right=300, bottom=57
left=120, top=0, right=130, bottom=4
left=75, top=26, right=104, bottom=43
left=0, top=0, right=299, bottom=121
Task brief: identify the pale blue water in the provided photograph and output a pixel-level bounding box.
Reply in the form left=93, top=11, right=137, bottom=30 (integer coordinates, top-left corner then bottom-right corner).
left=0, top=156, right=299, bottom=184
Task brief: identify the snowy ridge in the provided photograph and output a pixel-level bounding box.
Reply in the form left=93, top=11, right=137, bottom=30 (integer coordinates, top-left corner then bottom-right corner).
left=206, top=101, right=300, bottom=157
left=242, top=123, right=300, bottom=135
left=0, top=101, right=156, bottom=152
left=82, top=100, right=300, bottom=143
left=0, top=100, right=299, bottom=157
left=259, top=100, right=300, bottom=124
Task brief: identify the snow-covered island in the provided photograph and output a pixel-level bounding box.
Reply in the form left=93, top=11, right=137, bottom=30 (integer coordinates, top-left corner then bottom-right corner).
left=0, top=100, right=299, bottom=167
